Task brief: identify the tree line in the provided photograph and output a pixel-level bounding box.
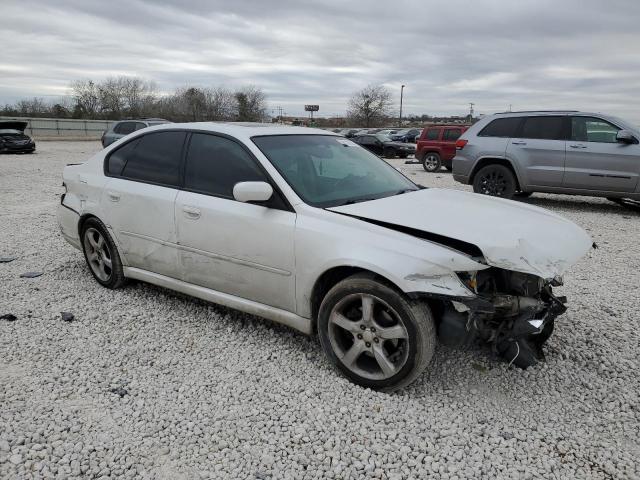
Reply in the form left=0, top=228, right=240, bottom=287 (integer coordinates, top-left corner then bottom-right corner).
left=0, top=76, right=268, bottom=122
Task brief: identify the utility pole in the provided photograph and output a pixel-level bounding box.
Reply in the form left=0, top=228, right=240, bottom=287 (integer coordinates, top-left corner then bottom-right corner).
left=469, top=102, right=475, bottom=119
left=399, top=85, right=405, bottom=127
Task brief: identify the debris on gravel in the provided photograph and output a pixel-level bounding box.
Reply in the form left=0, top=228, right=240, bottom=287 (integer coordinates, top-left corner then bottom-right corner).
left=19, top=271, right=43, bottom=278
left=0, top=256, right=17, bottom=263
left=1, top=142, right=639, bottom=479
left=61, top=311, right=75, bottom=322
left=0, top=314, right=17, bottom=322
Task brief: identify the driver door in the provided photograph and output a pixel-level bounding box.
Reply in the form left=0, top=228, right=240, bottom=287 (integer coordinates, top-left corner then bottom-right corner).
left=175, top=132, right=297, bottom=312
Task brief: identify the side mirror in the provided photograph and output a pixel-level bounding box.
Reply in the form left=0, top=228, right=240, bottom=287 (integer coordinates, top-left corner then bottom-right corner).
left=616, top=130, right=638, bottom=144
left=233, top=181, right=273, bottom=203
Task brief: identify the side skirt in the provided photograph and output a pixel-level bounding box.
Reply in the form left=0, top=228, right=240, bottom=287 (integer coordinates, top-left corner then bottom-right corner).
left=123, top=267, right=312, bottom=335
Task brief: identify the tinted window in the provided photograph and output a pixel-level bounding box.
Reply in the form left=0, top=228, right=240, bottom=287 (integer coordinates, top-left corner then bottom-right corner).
left=519, top=116, right=565, bottom=140
left=443, top=129, right=462, bottom=141
left=425, top=128, right=440, bottom=140
left=571, top=117, right=620, bottom=143
left=479, top=117, right=521, bottom=138
left=184, top=133, right=266, bottom=198
left=115, top=122, right=137, bottom=135
left=106, top=138, right=140, bottom=176
left=134, top=122, right=148, bottom=131
left=119, top=131, right=185, bottom=186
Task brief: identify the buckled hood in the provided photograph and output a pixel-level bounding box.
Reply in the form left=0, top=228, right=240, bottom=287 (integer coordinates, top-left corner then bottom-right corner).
left=0, top=121, right=28, bottom=132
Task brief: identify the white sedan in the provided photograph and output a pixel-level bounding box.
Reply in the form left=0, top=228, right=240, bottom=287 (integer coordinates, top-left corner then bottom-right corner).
left=57, top=123, right=592, bottom=391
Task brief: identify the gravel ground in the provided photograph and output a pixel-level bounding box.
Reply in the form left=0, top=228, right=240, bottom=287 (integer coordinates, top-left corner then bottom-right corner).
left=1, top=141, right=639, bottom=479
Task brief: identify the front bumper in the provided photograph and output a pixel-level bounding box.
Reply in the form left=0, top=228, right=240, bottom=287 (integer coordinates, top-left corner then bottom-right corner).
left=1, top=142, right=35, bottom=153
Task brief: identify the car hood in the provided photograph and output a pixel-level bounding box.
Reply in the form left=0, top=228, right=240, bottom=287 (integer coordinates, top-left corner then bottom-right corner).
left=0, top=121, right=28, bottom=132
left=328, top=188, right=592, bottom=279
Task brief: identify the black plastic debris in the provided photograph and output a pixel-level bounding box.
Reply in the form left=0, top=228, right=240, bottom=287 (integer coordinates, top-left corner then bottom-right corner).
left=0, top=257, right=16, bottom=263
left=61, top=312, right=74, bottom=322
left=110, top=387, right=128, bottom=398
left=20, top=271, right=43, bottom=278
left=1, top=314, right=17, bottom=322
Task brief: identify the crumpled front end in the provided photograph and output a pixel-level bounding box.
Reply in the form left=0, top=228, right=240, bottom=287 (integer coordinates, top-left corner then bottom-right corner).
left=435, top=267, right=568, bottom=367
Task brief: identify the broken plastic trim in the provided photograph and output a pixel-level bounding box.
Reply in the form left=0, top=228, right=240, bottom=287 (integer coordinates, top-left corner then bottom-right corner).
left=333, top=212, right=484, bottom=259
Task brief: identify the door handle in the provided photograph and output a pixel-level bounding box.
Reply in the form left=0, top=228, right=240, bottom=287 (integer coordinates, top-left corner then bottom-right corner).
left=511, top=141, right=527, bottom=145
left=106, top=191, right=120, bottom=202
left=569, top=144, right=587, bottom=149
left=182, top=206, right=201, bottom=219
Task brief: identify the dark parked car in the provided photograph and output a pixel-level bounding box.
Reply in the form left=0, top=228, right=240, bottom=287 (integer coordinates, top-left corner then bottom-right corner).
left=101, top=118, right=170, bottom=147
left=390, top=128, right=422, bottom=143
left=416, top=124, right=470, bottom=172
left=354, top=134, right=416, bottom=158
left=0, top=121, right=36, bottom=154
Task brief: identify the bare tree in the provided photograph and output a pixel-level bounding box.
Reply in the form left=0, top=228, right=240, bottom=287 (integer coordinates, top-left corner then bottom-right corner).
left=204, top=87, right=236, bottom=120
left=70, top=80, right=100, bottom=118
left=347, top=84, right=392, bottom=127
left=122, top=77, right=157, bottom=118
left=234, top=86, right=267, bottom=122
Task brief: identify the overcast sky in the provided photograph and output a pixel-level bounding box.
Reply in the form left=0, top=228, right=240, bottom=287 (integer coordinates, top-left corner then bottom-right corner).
left=2, top=0, right=640, bottom=121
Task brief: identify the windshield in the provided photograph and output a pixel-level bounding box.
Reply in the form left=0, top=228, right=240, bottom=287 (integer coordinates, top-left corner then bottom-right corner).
left=0, top=129, right=24, bottom=134
left=375, top=133, right=391, bottom=142
left=252, top=135, right=418, bottom=207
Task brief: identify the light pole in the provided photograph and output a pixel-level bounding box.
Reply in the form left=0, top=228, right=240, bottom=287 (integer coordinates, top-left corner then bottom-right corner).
left=399, top=85, right=405, bottom=127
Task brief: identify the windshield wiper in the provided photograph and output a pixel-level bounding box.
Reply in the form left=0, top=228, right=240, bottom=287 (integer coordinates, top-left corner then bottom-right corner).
left=393, top=188, right=417, bottom=196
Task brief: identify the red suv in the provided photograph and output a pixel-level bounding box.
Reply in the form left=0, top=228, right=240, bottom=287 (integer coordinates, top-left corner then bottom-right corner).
left=416, top=125, right=470, bottom=172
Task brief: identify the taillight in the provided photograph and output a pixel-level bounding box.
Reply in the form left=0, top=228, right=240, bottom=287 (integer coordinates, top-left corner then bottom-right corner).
left=456, top=139, right=468, bottom=150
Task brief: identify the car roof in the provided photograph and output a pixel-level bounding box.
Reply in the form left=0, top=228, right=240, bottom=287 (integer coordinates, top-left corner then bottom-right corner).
left=138, top=122, right=338, bottom=139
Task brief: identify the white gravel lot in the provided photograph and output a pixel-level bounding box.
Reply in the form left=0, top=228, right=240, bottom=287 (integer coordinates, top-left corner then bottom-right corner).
left=1, top=141, right=639, bottom=479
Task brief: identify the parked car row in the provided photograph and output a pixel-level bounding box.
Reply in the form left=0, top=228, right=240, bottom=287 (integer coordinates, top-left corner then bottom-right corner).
left=451, top=111, right=640, bottom=208
left=101, top=118, right=171, bottom=147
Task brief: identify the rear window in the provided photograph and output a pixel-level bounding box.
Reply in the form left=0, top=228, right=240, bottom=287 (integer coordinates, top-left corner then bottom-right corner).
left=443, top=129, right=462, bottom=141
left=478, top=117, right=521, bottom=138
left=519, top=116, right=566, bottom=140
left=424, top=128, right=440, bottom=140
left=107, top=131, right=186, bottom=187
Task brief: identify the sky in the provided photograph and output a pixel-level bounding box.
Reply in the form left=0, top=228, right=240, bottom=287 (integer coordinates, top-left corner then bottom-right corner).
left=2, top=0, right=640, bottom=121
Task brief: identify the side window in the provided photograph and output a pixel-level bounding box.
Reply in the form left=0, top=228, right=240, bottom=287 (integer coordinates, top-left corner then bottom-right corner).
left=120, top=131, right=185, bottom=186
left=184, top=133, right=267, bottom=198
left=479, top=117, right=521, bottom=138
left=443, top=129, right=462, bottom=141
left=571, top=117, right=620, bottom=143
left=134, top=122, right=148, bottom=131
left=425, top=128, right=440, bottom=140
left=519, top=116, right=566, bottom=140
left=115, top=122, right=136, bottom=135
left=106, top=138, right=140, bottom=176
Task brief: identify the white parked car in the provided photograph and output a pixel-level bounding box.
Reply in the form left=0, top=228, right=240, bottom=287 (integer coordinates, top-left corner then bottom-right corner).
left=58, top=123, right=592, bottom=391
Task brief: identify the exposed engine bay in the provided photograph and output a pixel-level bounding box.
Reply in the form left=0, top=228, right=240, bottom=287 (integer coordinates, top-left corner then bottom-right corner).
left=437, top=268, right=567, bottom=368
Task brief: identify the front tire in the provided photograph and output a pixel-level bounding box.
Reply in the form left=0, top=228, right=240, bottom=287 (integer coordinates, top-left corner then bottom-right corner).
left=472, top=164, right=517, bottom=199
left=318, top=274, right=436, bottom=391
left=81, top=217, right=126, bottom=289
left=422, top=153, right=441, bottom=172
left=383, top=147, right=396, bottom=159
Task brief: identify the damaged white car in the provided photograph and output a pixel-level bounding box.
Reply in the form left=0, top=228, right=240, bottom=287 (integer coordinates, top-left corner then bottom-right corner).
left=57, top=124, right=592, bottom=391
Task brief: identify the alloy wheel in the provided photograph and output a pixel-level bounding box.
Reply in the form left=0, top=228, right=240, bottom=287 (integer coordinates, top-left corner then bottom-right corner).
left=327, top=293, right=409, bottom=380
left=424, top=155, right=439, bottom=172
left=478, top=169, right=509, bottom=196
left=83, top=227, right=113, bottom=282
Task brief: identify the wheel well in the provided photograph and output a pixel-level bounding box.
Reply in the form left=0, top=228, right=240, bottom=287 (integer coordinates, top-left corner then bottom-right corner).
left=309, top=266, right=408, bottom=331
left=470, top=158, right=521, bottom=189
left=78, top=214, right=98, bottom=238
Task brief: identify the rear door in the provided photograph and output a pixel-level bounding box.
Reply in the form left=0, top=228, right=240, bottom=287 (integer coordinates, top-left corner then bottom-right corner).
left=102, top=130, right=186, bottom=278
left=441, top=128, right=463, bottom=161
left=563, top=116, right=640, bottom=192
left=505, top=115, right=567, bottom=187
left=175, top=133, right=296, bottom=312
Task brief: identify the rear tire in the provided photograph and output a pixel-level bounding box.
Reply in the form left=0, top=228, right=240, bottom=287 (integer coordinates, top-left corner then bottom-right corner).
left=472, top=164, right=517, bottom=199
left=318, top=274, right=436, bottom=392
left=80, top=217, right=126, bottom=289
left=422, top=153, right=441, bottom=172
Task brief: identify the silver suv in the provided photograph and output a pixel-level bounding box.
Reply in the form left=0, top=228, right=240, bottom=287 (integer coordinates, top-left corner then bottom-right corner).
left=452, top=111, right=640, bottom=208
left=101, top=118, right=170, bottom=147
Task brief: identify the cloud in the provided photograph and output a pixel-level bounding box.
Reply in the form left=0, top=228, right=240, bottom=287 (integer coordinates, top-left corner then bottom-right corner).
left=1, top=0, right=640, bottom=122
